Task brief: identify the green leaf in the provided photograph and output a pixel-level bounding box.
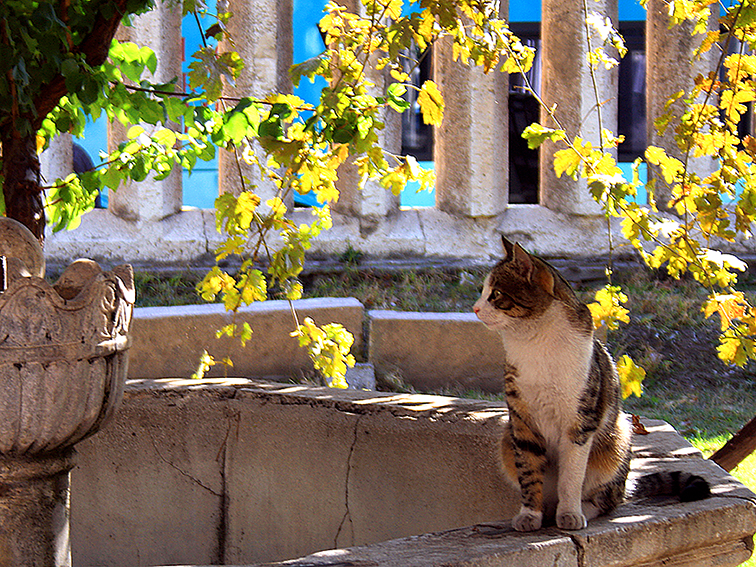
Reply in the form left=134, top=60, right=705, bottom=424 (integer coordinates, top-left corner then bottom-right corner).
left=387, top=82, right=411, bottom=112
left=290, top=55, right=328, bottom=87
left=189, top=47, right=243, bottom=101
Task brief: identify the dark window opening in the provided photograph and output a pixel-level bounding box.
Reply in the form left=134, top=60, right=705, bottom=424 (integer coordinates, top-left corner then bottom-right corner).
left=401, top=45, right=434, bottom=161
left=508, top=22, right=540, bottom=204
left=617, top=22, right=646, bottom=162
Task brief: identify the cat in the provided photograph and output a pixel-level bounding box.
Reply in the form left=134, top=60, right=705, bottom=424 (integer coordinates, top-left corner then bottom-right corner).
left=473, top=236, right=709, bottom=531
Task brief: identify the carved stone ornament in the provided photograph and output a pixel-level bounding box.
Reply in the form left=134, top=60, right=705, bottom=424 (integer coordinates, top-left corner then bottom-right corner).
left=0, top=218, right=135, bottom=456
left=0, top=217, right=134, bottom=566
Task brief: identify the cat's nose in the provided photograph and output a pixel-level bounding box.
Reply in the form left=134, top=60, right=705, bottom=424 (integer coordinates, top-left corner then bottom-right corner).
left=473, top=305, right=480, bottom=314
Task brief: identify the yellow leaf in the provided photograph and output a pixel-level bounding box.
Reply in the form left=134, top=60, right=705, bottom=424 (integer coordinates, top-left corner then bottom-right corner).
left=717, top=334, right=748, bottom=366
left=235, top=191, right=260, bottom=230
left=417, top=80, right=444, bottom=126
left=417, top=8, right=435, bottom=43
left=644, top=145, right=667, bottom=165
left=383, top=0, right=402, bottom=20
left=616, top=355, right=645, bottom=399
left=266, top=197, right=287, bottom=218
left=553, top=148, right=583, bottom=179
left=587, top=285, right=630, bottom=331
left=390, top=69, right=409, bottom=82
left=703, top=292, right=747, bottom=330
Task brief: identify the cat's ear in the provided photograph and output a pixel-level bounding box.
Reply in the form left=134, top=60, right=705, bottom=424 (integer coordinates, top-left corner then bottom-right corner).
left=512, top=242, right=535, bottom=281
left=534, top=264, right=556, bottom=296
left=501, top=236, right=516, bottom=261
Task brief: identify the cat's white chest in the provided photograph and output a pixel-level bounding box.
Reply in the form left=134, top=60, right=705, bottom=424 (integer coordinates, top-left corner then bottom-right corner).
left=499, top=305, right=593, bottom=441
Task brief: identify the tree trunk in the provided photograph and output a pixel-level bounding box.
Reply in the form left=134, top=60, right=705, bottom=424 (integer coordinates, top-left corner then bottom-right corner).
left=710, top=413, right=756, bottom=472
left=1, top=133, right=45, bottom=245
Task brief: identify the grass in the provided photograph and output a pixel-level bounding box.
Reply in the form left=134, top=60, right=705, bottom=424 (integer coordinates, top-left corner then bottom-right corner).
left=131, top=263, right=756, bottom=564
left=132, top=272, right=208, bottom=307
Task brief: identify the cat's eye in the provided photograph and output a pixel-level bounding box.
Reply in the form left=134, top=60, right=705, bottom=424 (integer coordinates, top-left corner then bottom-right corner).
left=489, top=289, right=503, bottom=301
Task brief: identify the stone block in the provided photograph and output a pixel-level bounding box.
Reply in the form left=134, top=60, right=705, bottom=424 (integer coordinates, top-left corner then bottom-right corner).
left=127, top=297, right=365, bottom=380
left=346, top=362, right=376, bottom=390
left=367, top=310, right=508, bottom=393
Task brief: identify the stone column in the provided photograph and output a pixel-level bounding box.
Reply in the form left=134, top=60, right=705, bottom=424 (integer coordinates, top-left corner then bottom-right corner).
left=646, top=0, right=718, bottom=207
left=108, top=1, right=183, bottom=222
left=0, top=451, right=75, bottom=567
left=433, top=32, right=509, bottom=218
left=39, top=134, right=73, bottom=189
left=219, top=0, right=293, bottom=208
left=329, top=0, right=401, bottom=231
left=539, top=0, right=618, bottom=216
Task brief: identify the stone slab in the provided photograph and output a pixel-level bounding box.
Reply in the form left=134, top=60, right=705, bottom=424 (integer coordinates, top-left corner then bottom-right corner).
left=127, top=297, right=365, bottom=380
left=367, top=310, right=508, bottom=393
left=346, top=362, right=376, bottom=390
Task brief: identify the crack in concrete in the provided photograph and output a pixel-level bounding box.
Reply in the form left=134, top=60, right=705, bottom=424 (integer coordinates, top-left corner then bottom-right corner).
left=567, top=533, right=587, bottom=567
left=217, top=411, right=240, bottom=564
left=334, top=413, right=363, bottom=549
left=149, top=435, right=223, bottom=498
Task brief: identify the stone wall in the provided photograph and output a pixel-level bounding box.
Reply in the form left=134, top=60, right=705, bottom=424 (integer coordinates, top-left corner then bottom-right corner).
left=40, top=0, right=740, bottom=265
left=71, top=378, right=756, bottom=567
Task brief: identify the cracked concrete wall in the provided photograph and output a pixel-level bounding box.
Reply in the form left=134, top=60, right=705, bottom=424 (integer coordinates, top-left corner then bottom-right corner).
left=71, top=382, right=232, bottom=565
left=70, top=379, right=516, bottom=566
left=70, top=379, right=756, bottom=567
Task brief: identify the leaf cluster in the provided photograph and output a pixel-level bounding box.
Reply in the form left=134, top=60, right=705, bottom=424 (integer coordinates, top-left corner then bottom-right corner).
left=525, top=1, right=756, bottom=386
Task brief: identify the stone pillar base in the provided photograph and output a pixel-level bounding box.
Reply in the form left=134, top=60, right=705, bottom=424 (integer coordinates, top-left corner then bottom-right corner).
left=0, top=450, right=75, bottom=567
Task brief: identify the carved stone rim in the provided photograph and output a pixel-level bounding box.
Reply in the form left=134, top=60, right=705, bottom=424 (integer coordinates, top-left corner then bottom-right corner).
left=0, top=448, right=76, bottom=482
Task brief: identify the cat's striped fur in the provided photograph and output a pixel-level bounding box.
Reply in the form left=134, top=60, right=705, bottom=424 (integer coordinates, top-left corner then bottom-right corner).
left=473, top=237, right=707, bottom=531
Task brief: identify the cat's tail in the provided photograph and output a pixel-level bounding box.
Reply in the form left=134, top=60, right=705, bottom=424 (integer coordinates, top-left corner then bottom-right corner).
left=629, top=471, right=711, bottom=502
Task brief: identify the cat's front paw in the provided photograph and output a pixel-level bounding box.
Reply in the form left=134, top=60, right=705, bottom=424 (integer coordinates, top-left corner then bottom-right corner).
left=512, top=509, right=543, bottom=532
left=556, top=510, right=587, bottom=530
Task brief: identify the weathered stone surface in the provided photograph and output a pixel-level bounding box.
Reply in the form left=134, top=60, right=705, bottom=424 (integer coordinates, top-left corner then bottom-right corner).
left=0, top=264, right=134, bottom=454
left=52, top=259, right=102, bottom=300
left=72, top=380, right=756, bottom=567
left=434, top=36, right=509, bottom=218
left=368, top=310, right=508, bottom=392
left=127, top=297, right=364, bottom=380
left=0, top=217, right=45, bottom=278
left=346, top=362, right=376, bottom=390
left=0, top=451, right=75, bottom=567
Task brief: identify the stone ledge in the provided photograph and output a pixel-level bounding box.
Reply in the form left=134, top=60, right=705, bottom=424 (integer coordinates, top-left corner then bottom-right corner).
left=42, top=205, right=633, bottom=266
left=239, top=487, right=755, bottom=567
left=195, top=453, right=756, bottom=567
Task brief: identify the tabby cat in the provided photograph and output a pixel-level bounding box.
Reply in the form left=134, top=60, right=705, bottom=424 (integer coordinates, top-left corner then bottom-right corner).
left=473, top=237, right=708, bottom=531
